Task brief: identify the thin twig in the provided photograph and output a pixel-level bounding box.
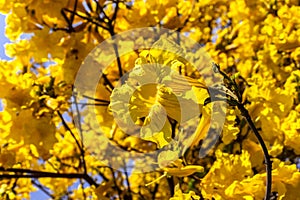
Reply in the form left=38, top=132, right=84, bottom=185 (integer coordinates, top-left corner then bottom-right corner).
left=79, top=178, right=87, bottom=199
left=93, top=0, right=110, bottom=22
left=63, top=8, right=109, bottom=31
left=73, top=95, right=87, bottom=174
left=70, top=0, right=78, bottom=28
left=112, top=42, right=123, bottom=78
left=102, top=73, right=115, bottom=91
left=110, top=0, right=120, bottom=28
left=32, top=179, right=54, bottom=199
left=57, top=111, right=83, bottom=151
left=107, top=0, right=123, bottom=78
left=109, top=167, right=123, bottom=199
left=78, top=93, right=110, bottom=103
left=123, top=160, right=133, bottom=200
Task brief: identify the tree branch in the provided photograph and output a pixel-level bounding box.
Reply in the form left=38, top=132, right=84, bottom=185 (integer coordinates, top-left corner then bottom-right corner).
left=0, top=167, right=98, bottom=187
left=211, top=63, right=272, bottom=200
left=237, top=104, right=272, bottom=200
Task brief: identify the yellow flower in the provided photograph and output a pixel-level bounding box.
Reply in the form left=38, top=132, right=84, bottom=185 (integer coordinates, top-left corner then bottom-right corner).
left=201, top=150, right=252, bottom=199
left=110, top=39, right=209, bottom=149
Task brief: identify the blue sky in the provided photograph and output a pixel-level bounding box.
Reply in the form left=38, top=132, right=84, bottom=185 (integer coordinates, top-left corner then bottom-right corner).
left=0, top=14, right=10, bottom=60
left=0, top=13, right=8, bottom=112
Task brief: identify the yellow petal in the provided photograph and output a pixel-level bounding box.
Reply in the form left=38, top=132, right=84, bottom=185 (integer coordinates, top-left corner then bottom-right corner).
left=164, top=165, right=204, bottom=177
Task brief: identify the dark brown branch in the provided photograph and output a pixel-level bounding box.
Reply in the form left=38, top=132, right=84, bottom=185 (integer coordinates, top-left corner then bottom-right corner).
left=57, top=111, right=83, bottom=151
left=77, top=103, right=110, bottom=109
left=62, top=8, right=109, bottom=31
left=106, top=0, right=123, bottom=78
left=112, top=42, right=123, bottom=78
left=79, top=178, right=87, bottom=199
left=73, top=93, right=110, bottom=103
left=211, top=63, right=272, bottom=200
left=57, top=110, right=94, bottom=186
left=167, top=176, right=175, bottom=197
left=93, top=0, right=110, bottom=22
left=32, top=180, right=54, bottom=199
left=70, top=0, right=78, bottom=25
left=60, top=9, right=74, bottom=32
left=152, top=183, right=159, bottom=199
left=0, top=168, right=98, bottom=187
left=123, top=160, right=133, bottom=200
left=73, top=95, right=87, bottom=174
left=109, top=167, right=123, bottom=199
left=237, top=104, right=272, bottom=200
left=102, top=73, right=115, bottom=92
left=110, top=0, right=120, bottom=28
